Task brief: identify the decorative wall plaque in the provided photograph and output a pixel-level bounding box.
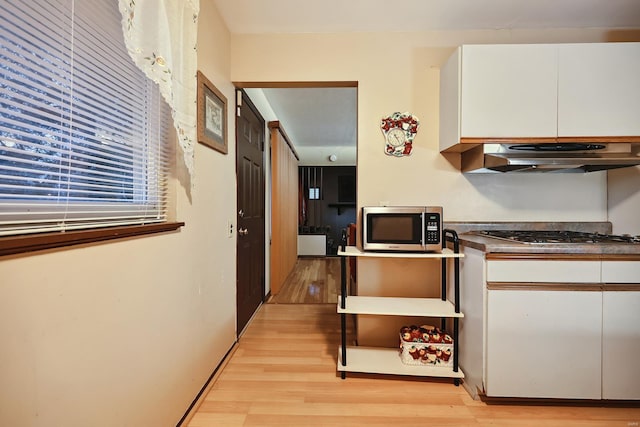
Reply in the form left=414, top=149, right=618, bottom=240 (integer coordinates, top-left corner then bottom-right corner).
left=381, top=112, right=420, bottom=157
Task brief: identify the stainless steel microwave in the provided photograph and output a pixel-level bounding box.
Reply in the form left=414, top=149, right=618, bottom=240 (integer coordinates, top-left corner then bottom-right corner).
left=362, top=206, right=443, bottom=252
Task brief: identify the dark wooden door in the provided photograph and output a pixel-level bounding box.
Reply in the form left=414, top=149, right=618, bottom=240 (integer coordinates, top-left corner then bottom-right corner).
left=236, top=89, right=265, bottom=336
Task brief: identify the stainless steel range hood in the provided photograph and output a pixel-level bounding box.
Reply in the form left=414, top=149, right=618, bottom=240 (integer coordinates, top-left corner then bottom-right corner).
left=461, top=143, right=640, bottom=173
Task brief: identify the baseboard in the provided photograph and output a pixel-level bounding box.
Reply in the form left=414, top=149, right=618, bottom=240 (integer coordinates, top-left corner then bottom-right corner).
left=176, top=342, right=238, bottom=426
left=477, top=391, right=640, bottom=407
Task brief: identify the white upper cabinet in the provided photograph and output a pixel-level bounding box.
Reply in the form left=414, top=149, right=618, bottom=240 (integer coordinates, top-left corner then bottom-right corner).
left=558, top=43, right=640, bottom=137
left=460, top=44, right=558, bottom=139
left=440, top=44, right=558, bottom=151
left=440, top=42, right=640, bottom=152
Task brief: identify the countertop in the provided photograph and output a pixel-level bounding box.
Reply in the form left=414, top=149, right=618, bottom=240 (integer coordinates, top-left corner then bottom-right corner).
left=444, top=221, right=640, bottom=256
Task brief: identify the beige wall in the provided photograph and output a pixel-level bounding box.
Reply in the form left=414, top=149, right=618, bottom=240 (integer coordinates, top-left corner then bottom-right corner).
left=0, top=2, right=237, bottom=426
left=230, top=28, right=640, bottom=345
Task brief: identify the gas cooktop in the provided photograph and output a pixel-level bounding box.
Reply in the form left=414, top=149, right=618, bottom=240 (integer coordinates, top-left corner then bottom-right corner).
left=471, top=230, right=640, bottom=244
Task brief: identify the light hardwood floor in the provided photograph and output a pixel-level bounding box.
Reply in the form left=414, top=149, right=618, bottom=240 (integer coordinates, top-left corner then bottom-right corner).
left=186, top=258, right=640, bottom=427
left=268, top=257, right=340, bottom=304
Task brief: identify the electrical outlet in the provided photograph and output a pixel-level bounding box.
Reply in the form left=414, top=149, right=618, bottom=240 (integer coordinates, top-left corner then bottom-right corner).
left=227, top=220, right=234, bottom=238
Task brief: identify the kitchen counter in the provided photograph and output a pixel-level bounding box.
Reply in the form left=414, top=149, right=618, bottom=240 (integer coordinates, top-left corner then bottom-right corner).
left=445, top=221, right=640, bottom=256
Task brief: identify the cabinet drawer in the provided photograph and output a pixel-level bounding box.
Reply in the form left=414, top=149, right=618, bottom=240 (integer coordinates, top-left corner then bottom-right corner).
left=487, top=260, right=600, bottom=283
left=602, top=261, right=640, bottom=284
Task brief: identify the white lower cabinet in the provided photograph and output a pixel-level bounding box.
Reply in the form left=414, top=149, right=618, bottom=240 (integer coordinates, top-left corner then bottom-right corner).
left=602, top=261, right=640, bottom=399
left=602, top=291, right=640, bottom=399
left=486, top=288, right=602, bottom=399
left=481, top=258, right=640, bottom=400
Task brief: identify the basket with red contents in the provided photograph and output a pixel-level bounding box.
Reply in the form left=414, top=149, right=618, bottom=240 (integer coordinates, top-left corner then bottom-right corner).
left=398, top=325, right=454, bottom=366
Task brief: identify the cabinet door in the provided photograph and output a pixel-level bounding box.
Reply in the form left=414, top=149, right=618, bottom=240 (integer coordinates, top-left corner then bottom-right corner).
left=460, top=44, right=558, bottom=138
left=558, top=43, right=640, bottom=137
left=486, top=289, right=602, bottom=399
left=602, top=261, right=640, bottom=399
left=602, top=290, right=640, bottom=399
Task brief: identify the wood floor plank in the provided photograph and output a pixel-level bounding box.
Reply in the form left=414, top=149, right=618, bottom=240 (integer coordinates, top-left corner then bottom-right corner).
left=245, top=401, right=475, bottom=418
left=187, top=412, right=246, bottom=427
left=241, top=414, right=479, bottom=426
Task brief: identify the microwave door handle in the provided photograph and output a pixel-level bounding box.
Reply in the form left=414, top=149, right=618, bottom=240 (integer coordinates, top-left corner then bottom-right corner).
left=421, top=212, right=426, bottom=247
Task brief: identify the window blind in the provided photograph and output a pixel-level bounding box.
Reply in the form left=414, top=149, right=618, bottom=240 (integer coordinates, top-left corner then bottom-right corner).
left=0, top=0, right=171, bottom=237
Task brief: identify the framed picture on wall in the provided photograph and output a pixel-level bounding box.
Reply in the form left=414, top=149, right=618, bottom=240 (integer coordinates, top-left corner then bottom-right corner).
left=197, top=70, right=228, bottom=154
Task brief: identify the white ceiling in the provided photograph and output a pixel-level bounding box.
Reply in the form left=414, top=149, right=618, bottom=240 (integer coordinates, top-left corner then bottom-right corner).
left=213, top=0, right=640, bottom=34
left=260, top=87, right=357, bottom=149
left=217, top=0, right=640, bottom=163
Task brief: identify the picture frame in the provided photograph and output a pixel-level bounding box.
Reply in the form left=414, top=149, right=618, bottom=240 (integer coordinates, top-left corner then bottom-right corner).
left=197, top=70, right=228, bottom=154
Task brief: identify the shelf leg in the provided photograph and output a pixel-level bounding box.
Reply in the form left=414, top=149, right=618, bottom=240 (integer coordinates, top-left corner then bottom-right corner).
left=441, top=257, right=447, bottom=301
left=340, top=312, right=347, bottom=380
left=340, top=256, right=346, bottom=309
left=453, top=317, right=459, bottom=373
left=339, top=245, right=347, bottom=379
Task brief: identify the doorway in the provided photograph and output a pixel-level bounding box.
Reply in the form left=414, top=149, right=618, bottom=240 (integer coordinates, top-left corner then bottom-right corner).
left=236, top=82, right=357, bottom=309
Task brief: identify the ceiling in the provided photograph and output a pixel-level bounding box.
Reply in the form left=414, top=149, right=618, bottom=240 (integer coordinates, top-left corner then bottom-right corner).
left=259, top=87, right=357, bottom=150
left=216, top=0, right=640, bottom=164
left=246, top=87, right=358, bottom=165
left=213, top=0, right=640, bottom=34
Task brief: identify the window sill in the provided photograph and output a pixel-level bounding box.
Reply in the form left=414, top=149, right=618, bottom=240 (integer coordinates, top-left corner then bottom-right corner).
left=0, top=222, right=185, bottom=257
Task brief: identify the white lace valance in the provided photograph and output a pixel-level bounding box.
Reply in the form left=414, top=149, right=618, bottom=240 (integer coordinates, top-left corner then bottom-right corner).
left=119, top=0, right=200, bottom=180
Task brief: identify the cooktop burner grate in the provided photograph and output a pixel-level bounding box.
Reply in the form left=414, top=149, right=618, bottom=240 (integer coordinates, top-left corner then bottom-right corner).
left=472, top=230, right=640, bottom=244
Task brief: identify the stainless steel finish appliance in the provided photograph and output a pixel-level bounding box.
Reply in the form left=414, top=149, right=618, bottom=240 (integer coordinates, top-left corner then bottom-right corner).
left=470, top=229, right=640, bottom=244
left=362, top=206, right=442, bottom=252
left=461, top=143, right=640, bottom=173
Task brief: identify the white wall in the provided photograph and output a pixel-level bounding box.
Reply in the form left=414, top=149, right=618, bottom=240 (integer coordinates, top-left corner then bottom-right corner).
left=0, top=2, right=237, bottom=426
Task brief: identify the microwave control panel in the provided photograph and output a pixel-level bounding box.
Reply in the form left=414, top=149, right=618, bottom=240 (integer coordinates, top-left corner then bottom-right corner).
left=424, top=213, right=441, bottom=244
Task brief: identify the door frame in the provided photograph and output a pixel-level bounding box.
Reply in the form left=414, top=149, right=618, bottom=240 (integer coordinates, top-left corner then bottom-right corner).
left=233, top=81, right=358, bottom=302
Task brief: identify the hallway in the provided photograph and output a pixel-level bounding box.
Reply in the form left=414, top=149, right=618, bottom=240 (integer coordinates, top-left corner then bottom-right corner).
left=268, top=257, right=340, bottom=304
